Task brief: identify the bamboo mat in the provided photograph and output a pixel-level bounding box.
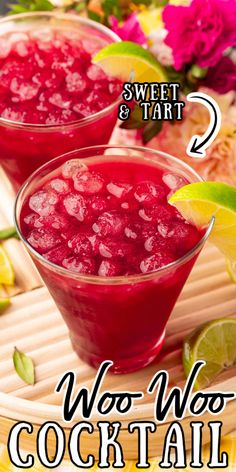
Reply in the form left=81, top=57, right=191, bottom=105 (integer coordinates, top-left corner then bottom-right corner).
left=0, top=166, right=236, bottom=458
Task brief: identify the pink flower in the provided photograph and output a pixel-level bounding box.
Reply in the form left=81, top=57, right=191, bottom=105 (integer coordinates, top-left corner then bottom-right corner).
left=109, top=13, right=147, bottom=46
left=163, top=0, right=236, bottom=70
left=205, top=56, right=236, bottom=94
left=149, top=88, right=236, bottom=185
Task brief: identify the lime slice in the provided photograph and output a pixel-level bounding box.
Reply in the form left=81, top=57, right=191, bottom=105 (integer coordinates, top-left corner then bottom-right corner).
left=93, top=41, right=167, bottom=82
left=183, top=318, right=236, bottom=389
left=169, top=182, right=236, bottom=261
left=0, top=297, right=10, bottom=312
left=0, top=447, right=15, bottom=472
left=0, top=245, right=14, bottom=285
left=226, top=258, right=236, bottom=283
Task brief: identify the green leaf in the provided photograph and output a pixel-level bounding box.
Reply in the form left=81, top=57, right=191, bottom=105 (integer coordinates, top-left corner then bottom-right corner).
left=75, top=1, right=87, bottom=13
left=0, top=227, right=18, bottom=241
left=153, top=0, right=169, bottom=6
left=102, top=0, right=122, bottom=22
left=8, top=0, right=54, bottom=14
left=143, top=120, right=163, bottom=144
left=131, top=0, right=152, bottom=4
left=32, top=0, right=54, bottom=11
left=13, top=348, right=35, bottom=386
left=103, top=0, right=115, bottom=15
left=8, top=4, right=29, bottom=13
left=88, top=10, right=102, bottom=22
left=131, top=0, right=168, bottom=5
left=165, top=66, right=184, bottom=84
left=120, top=104, right=145, bottom=130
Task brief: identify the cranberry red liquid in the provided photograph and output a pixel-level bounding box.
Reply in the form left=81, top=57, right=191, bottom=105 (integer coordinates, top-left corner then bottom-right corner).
left=0, top=13, right=121, bottom=190
left=16, top=147, right=208, bottom=373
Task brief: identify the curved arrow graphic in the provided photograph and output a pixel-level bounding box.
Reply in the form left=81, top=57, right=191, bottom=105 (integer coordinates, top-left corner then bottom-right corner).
left=186, top=92, right=221, bottom=159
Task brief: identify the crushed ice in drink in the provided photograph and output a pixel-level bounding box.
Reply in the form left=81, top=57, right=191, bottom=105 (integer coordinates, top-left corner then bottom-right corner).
left=107, top=182, right=132, bottom=199
left=29, top=190, right=58, bottom=216
left=62, top=160, right=87, bottom=179
left=73, top=171, right=104, bottom=195
left=63, top=194, right=88, bottom=222
left=162, top=173, right=188, bottom=190
left=27, top=228, right=61, bottom=251
left=0, top=29, right=122, bottom=124
left=134, top=182, right=165, bottom=205
left=21, top=158, right=203, bottom=275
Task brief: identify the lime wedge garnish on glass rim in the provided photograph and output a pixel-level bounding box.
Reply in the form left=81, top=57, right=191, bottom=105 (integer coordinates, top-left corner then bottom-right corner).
left=169, top=182, right=236, bottom=261
left=93, top=41, right=167, bottom=82
left=0, top=245, right=14, bottom=285
left=183, top=318, right=236, bottom=389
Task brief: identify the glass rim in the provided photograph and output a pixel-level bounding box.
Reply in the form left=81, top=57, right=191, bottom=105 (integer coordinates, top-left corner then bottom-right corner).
left=0, top=11, right=121, bottom=131
left=14, top=144, right=215, bottom=285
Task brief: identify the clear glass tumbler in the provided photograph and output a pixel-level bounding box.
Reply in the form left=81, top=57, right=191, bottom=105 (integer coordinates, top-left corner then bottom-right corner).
left=15, top=145, right=213, bottom=373
left=0, top=12, right=121, bottom=190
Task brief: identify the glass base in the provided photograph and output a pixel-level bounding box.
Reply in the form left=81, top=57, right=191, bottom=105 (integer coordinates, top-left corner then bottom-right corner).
left=70, top=329, right=166, bottom=374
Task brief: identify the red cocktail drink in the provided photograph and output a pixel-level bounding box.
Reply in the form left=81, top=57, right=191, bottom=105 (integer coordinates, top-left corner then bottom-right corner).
left=15, top=146, right=212, bottom=373
left=0, top=13, right=121, bottom=190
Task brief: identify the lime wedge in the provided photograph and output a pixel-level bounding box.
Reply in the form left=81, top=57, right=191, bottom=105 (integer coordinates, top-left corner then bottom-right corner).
left=183, top=318, right=236, bottom=389
left=169, top=182, right=236, bottom=261
left=93, top=41, right=167, bottom=82
left=226, top=259, right=236, bottom=283
left=0, top=245, right=14, bottom=285
left=0, top=297, right=10, bottom=312
left=0, top=447, right=15, bottom=472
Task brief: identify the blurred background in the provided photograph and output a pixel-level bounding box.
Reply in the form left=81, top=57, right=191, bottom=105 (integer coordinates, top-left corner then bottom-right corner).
left=0, top=2, right=9, bottom=14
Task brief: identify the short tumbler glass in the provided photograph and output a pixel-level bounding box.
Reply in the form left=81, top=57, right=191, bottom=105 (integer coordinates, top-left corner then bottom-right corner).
left=15, top=146, right=213, bottom=374
left=0, top=13, right=120, bottom=191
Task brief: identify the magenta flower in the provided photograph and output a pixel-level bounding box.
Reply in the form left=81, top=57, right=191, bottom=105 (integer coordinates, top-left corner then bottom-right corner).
left=163, top=0, right=236, bottom=71
left=205, top=56, right=236, bottom=94
left=109, top=13, right=147, bottom=46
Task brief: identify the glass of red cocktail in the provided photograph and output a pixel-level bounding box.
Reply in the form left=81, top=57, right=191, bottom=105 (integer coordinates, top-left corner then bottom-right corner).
left=15, top=146, right=213, bottom=373
left=0, top=13, right=121, bottom=190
